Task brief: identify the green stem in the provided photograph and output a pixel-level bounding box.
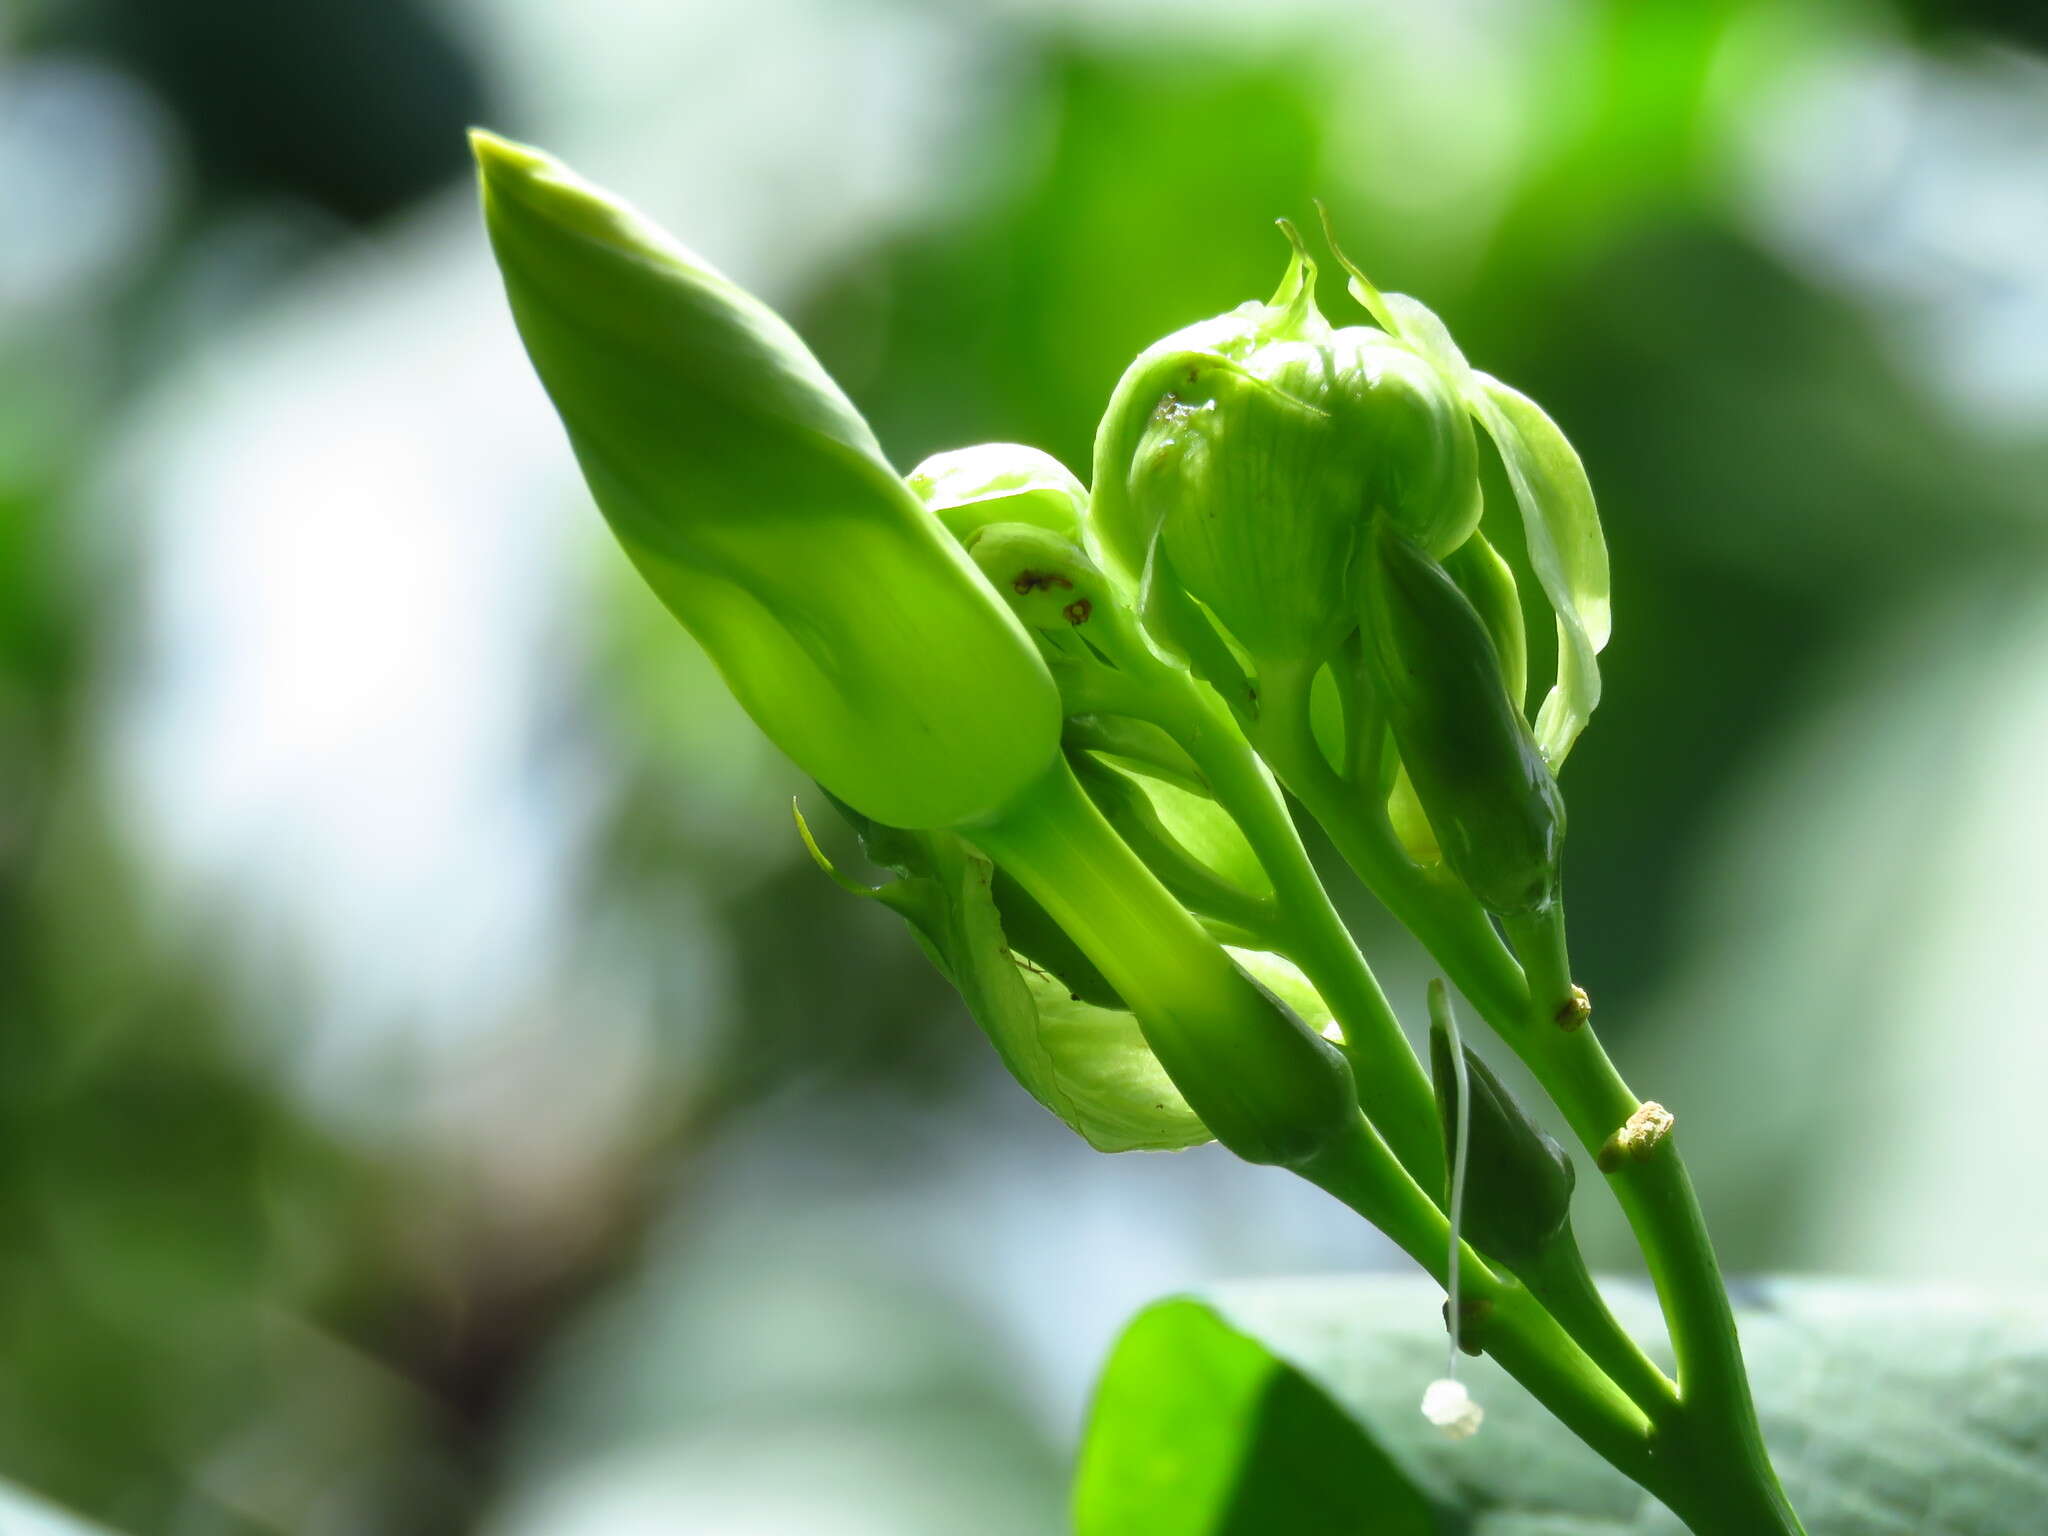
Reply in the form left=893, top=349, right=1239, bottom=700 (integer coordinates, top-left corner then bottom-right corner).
left=970, top=767, right=1666, bottom=1501
left=1443, top=906, right=1801, bottom=1534
left=1300, top=1120, right=1667, bottom=1495
left=1512, top=1002, right=1802, bottom=1533
left=1152, top=682, right=1443, bottom=1194
left=1254, top=689, right=1800, bottom=1533
left=969, top=758, right=1359, bottom=1172
left=1061, top=648, right=1444, bottom=1193
left=1521, top=1235, right=1678, bottom=1422
left=1251, top=661, right=1524, bottom=1025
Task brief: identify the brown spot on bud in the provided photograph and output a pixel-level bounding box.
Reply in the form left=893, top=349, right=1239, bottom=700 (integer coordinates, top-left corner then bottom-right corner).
left=1063, top=598, right=1093, bottom=626
left=1012, top=570, right=1074, bottom=595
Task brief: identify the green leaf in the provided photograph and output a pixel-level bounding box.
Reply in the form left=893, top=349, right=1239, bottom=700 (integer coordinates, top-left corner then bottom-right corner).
left=1079, top=1275, right=2048, bottom=1534
left=1074, top=1296, right=1435, bottom=1536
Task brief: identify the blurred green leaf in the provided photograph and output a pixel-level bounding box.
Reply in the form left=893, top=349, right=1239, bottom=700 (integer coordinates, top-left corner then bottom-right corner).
left=1079, top=1275, right=2048, bottom=1534
left=1075, top=1296, right=1432, bottom=1536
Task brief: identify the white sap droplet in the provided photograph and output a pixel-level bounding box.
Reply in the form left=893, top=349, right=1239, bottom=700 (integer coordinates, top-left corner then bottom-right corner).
left=1420, top=1377, right=1484, bottom=1440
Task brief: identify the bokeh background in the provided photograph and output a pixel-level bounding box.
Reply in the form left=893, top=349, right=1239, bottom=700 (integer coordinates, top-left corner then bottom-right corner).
left=3, top=0, right=2046, bottom=1530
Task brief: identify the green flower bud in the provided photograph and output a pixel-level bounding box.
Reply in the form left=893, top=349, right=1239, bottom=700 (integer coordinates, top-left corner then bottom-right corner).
left=1092, top=229, right=1479, bottom=670
left=1429, top=985, right=1575, bottom=1272
left=960, top=522, right=1116, bottom=636
left=1320, top=226, right=1610, bottom=766
left=1362, top=520, right=1564, bottom=917
left=474, top=132, right=1061, bottom=830
left=1444, top=532, right=1527, bottom=710
left=907, top=443, right=1088, bottom=545
left=1383, top=532, right=1527, bottom=869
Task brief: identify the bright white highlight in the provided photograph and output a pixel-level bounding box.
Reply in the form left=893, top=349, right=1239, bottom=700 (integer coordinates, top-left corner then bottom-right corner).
left=1421, top=1377, right=1484, bottom=1440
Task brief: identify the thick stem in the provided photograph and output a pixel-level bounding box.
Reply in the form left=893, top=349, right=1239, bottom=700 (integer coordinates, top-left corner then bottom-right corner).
left=1516, top=1016, right=1802, bottom=1534
left=969, top=759, right=1364, bottom=1172
left=1155, top=683, right=1444, bottom=1193
left=1256, top=710, right=1801, bottom=1533
left=1521, top=1235, right=1678, bottom=1421
left=1251, top=662, right=1524, bottom=1026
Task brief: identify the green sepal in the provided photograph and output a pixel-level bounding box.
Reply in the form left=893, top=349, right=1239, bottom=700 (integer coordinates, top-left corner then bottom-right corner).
left=1362, top=521, right=1564, bottom=917
left=804, top=795, right=1210, bottom=1153
left=1469, top=375, right=1609, bottom=765
left=1345, top=278, right=1609, bottom=766
left=1072, top=755, right=1273, bottom=938
left=1062, top=715, right=1209, bottom=798
left=989, top=867, right=1124, bottom=1012
left=1429, top=996, right=1576, bottom=1271
left=474, top=132, right=1061, bottom=830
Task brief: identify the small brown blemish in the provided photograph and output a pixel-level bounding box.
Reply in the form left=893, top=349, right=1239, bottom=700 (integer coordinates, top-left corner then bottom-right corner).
left=1012, top=570, right=1074, bottom=596
left=1063, top=597, right=1093, bottom=626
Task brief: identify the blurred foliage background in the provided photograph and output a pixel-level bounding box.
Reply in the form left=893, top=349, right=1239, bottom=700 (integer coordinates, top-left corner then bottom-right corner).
left=2, top=0, right=2045, bottom=1530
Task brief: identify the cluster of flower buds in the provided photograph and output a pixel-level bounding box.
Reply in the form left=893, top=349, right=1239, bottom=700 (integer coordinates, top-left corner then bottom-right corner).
left=475, top=131, right=1608, bottom=1175
left=476, top=134, right=1360, bottom=1173
left=1088, top=216, right=1607, bottom=918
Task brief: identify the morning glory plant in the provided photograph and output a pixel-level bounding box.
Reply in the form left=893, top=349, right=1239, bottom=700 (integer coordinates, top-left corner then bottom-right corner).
left=475, top=131, right=1804, bottom=1535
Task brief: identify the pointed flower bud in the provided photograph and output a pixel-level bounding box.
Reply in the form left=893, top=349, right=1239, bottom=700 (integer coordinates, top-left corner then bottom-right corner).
left=1429, top=1002, right=1576, bottom=1272
left=474, top=133, right=1061, bottom=830
left=1092, top=227, right=1479, bottom=671
left=1363, top=520, right=1564, bottom=917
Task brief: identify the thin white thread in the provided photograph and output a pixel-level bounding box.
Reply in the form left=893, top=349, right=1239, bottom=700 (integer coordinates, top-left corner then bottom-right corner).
left=1422, top=980, right=1483, bottom=1439
left=1443, top=982, right=1472, bottom=1378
